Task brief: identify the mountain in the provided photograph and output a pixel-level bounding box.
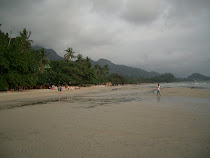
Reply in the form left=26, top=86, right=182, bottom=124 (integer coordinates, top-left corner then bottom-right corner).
left=32, top=45, right=63, bottom=61
left=187, top=73, right=210, bottom=81
left=91, top=58, right=160, bottom=78
left=32, top=46, right=160, bottom=77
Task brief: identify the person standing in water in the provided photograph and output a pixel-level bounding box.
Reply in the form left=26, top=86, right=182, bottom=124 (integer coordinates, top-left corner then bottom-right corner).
left=157, top=83, right=161, bottom=96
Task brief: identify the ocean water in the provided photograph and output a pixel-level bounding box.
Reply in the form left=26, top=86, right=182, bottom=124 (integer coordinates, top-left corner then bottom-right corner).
left=139, top=81, right=210, bottom=90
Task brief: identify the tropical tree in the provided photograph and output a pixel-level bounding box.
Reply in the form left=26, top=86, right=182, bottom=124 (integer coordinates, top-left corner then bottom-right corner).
left=85, top=56, right=92, bottom=68
left=0, top=29, right=10, bottom=89
left=103, top=65, right=109, bottom=76
left=64, top=47, right=75, bottom=62
left=85, top=56, right=90, bottom=62
left=76, top=54, right=83, bottom=63
left=98, top=66, right=103, bottom=76
left=19, top=28, right=33, bottom=50
left=39, top=48, right=50, bottom=73
left=0, top=28, right=39, bottom=90
left=108, top=73, right=126, bottom=85
left=94, top=64, right=109, bottom=77
left=94, top=64, right=100, bottom=76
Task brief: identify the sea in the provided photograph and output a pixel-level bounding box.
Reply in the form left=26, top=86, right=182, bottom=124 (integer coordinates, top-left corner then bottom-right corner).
left=139, top=81, right=210, bottom=90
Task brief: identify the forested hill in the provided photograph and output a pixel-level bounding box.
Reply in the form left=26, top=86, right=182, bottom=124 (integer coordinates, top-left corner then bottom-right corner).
left=32, top=46, right=160, bottom=78
left=91, top=58, right=160, bottom=78
left=187, top=73, right=210, bottom=81
left=33, top=45, right=63, bottom=61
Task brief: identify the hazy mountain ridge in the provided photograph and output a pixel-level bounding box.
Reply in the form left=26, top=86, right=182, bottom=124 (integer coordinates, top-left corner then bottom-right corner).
left=91, top=58, right=160, bottom=78
left=32, top=46, right=160, bottom=77
left=187, top=73, right=210, bottom=81
left=32, top=45, right=64, bottom=61
left=31, top=46, right=209, bottom=80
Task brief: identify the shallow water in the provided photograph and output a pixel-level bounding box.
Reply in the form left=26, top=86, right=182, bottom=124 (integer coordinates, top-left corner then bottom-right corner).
left=140, top=81, right=210, bottom=90
left=0, top=86, right=153, bottom=110
left=0, top=86, right=210, bottom=158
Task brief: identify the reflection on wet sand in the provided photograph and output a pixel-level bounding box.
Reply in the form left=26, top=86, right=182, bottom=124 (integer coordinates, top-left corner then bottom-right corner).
left=157, top=95, right=161, bottom=102
left=0, top=85, right=210, bottom=158
left=0, top=88, right=151, bottom=110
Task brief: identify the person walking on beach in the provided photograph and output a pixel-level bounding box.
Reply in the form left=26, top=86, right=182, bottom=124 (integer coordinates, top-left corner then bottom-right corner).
left=157, top=83, right=161, bottom=96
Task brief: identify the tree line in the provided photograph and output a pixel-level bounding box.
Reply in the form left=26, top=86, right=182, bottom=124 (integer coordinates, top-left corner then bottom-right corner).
left=126, top=73, right=176, bottom=84
left=0, top=27, right=179, bottom=90
left=0, top=28, right=128, bottom=90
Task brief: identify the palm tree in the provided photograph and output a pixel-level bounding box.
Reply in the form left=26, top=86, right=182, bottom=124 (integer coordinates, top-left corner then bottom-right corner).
left=99, top=66, right=103, bottom=76
left=64, top=47, right=75, bottom=62
left=39, top=48, right=49, bottom=73
left=94, top=64, right=106, bottom=76
left=85, top=56, right=92, bottom=68
left=85, top=56, right=90, bottom=62
left=103, top=65, right=109, bottom=76
left=94, top=64, right=100, bottom=75
left=76, top=54, right=83, bottom=62
left=19, top=28, right=33, bottom=50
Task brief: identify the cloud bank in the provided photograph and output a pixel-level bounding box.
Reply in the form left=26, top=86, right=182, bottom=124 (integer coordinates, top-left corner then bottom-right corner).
left=0, top=0, right=210, bottom=77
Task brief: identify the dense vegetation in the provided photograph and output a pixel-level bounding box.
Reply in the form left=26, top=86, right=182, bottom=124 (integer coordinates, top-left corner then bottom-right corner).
left=0, top=28, right=127, bottom=90
left=2, top=27, right=202, bottom=90
left=126, top=73, right=176, bottom=84
left=0, top=28, right=39, bottom=90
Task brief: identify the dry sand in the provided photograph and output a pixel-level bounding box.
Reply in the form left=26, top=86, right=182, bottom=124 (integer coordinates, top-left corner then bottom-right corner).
left=0, top=85, right=210, bottom=158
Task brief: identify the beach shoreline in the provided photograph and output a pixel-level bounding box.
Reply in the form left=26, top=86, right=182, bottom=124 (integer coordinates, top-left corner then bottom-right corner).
left=0, top=84, right=210, bottom=158
left=1, top=84, right=210, bottom=101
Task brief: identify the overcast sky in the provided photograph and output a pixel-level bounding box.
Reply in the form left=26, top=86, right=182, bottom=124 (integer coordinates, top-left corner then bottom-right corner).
left=1, top=0, right=210, bottom=77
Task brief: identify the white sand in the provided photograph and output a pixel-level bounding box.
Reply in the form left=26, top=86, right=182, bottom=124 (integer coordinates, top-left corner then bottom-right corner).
left=0, top=85, right=210, bottom=158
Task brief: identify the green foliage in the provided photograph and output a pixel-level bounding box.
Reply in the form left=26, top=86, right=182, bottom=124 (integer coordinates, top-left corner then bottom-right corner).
left=125, top=73, right=176, bottom=84
left=64, top=47, right=75, bottom=62
left=0, top=26, right=178, bottom=90
left=108, top=73, right=126, bottom=85
left=76, top=54, right=83, bottom=63
left=0, top=28, right=39, bottom=89
left=35, top=57, right=97, bottom=86
left=93, top=64, right=110, bottom=84
left=0, top=31, right=9, bottom=75
left=160, top=73, right=176, bottom=82
left=48, top=60, right=97, bottom=85
left=34, top=48, right=110, bottom=86
left=35, top=48, right=50, bottom=73
left=0, top=74, right=8, bottom=89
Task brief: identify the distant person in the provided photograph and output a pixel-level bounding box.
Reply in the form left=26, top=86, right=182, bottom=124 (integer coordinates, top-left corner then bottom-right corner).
left=58, top=86, right=62, bottom=92
left=157, top=83, right=161, bottom=96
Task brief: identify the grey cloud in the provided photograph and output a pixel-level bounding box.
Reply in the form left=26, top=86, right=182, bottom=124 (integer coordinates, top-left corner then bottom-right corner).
left=121, top=0, right=162, bottom=24
left=167, top=0, right=210, bottom=16
left=163, top=0, right=210, bottom=27
left=0, top=0, right=210, bottom=77
left=90, top=0, right=123, bottom=14
left=89, top=0, right=163, bottom=24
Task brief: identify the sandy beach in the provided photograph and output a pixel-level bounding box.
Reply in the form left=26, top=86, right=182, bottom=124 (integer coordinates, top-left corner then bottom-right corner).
left=0, top=85, right=210, bottom=158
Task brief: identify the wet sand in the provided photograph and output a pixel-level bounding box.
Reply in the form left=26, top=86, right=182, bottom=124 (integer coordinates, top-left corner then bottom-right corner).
left=0, top=85, right=210, bottom=158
